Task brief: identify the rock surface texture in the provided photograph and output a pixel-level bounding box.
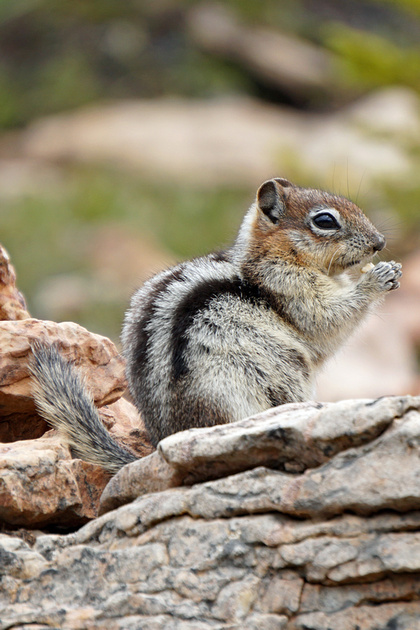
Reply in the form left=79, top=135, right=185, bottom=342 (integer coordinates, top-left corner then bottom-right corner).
left=0, top=248, right=153, bottom=526
left=1, top=395, right=420, bottom=629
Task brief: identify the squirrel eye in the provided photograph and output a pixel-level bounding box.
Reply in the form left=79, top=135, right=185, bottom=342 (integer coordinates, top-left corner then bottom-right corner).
left=312, top=212, right=340, bottom=230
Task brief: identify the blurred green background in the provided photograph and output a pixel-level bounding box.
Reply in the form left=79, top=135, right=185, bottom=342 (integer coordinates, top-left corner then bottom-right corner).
left=1, top=0, right=420, bottom=343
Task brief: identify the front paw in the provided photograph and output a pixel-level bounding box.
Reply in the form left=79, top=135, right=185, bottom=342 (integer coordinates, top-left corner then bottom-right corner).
left=366, top=260, right=402, bottom=292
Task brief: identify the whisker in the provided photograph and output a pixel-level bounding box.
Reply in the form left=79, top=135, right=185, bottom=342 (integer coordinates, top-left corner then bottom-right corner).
left=327, top=247, right=340, bottom=276
left=355, top=172, right=366, bottom=205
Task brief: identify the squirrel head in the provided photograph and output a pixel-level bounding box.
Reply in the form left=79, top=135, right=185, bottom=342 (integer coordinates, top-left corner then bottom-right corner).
left=246, top=178, right=386, bottom=275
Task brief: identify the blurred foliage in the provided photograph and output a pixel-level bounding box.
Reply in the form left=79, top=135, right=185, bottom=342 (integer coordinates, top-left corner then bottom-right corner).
left=324, top=24, right=420, bottom=92
left=0, top=0, right=252, bottom=128
left=1, top=0, right=420, bottom=339
left=374, top=0, right=420, bottom=16
left=1, top=0, right=420, bottom=128
left=0, top=168, right=250, bottom=339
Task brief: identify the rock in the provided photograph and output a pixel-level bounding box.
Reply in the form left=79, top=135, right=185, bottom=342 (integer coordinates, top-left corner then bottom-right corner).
left=0, top=244, right=154, bottom=525
left=98, top=397, right=154, bottom=459
left=1, top=397, right=420, bottom=627
left=0, top=318, right=126, bottom=442
left=21, top=97, right=304, bottom=187
left=0, top=435, right=109, bottom=527
left=187, top=4, right=334, bottom=102
left=0, top=398, right=153, bottom=527
left=345, top=86, right=420, bottom=142
left=98, top=449, right=184, bottom=515
left=21, top=88, right=420, bottom=189
left=99, top=396, right=419, bottom=514
left=290, top=604, right=420, bottom=630
left=0, top=313, right=154, bottom=526
left=0, top=243, right=30, bottom=321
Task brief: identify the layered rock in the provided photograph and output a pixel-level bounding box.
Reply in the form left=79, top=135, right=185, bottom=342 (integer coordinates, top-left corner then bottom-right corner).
left=0, top=246, right=153, bottom=525
left=0, top=397, right=153, bottom=528
left=1, top=395, right=420, bottom=629
left=0, top=435, right=108, bottom=528
left=0, top=328, right=153, bottom=525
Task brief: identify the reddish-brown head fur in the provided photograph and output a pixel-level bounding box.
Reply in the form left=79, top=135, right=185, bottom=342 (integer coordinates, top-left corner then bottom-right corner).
left=245, top=178, right=385, bottom=275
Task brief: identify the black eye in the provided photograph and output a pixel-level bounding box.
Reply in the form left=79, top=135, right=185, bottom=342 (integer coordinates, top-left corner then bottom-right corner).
left=312, top=212, right=340, bottom=230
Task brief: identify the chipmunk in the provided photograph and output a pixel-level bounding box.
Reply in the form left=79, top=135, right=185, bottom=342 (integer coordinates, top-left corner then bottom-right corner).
left=31, top=178, right=402, bottom=473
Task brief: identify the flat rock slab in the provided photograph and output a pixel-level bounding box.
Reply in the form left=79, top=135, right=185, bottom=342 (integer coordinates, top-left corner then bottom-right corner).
left=1, top=396, right=420, bottom=628
left=100, top=395, right=420, bottom=515
left=1, top=503, right=419, bottom=628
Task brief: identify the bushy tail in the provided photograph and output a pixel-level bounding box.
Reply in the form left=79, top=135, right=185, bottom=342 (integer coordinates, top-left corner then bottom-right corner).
left=30, top=343, right=137, bottom=474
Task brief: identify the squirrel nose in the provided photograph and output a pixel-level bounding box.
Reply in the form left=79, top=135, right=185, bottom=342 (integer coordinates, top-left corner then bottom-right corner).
left=372, top=233, right=386, bottom=252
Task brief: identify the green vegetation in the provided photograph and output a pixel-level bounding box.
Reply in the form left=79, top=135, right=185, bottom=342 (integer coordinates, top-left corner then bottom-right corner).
left=1, top=1, right=420, bottom=129
left=1, top=0, right=419, bottom=341
left=324, top=24, right=420, bottom=92
left=1, top=168, right=251, bottom=340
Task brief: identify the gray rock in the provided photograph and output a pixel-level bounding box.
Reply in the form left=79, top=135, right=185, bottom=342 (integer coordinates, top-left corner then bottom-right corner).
left=100, top=396, right=420, bottom=513
left=1, top=396, right=420, bottom=629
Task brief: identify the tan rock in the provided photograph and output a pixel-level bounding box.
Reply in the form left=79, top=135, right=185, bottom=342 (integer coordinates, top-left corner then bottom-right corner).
left=21, top=97, right=303, bottom=186
left=99, top=396, right=419, bottom=513
left=0, top=243, right=30, bottom=321
left=291, top=603, right=420, bottom=630
left=0, top=318, right=126, bottom=442
left=21, top=89, right=420, bottom=190
left=0, top=306, right=154, bottom=526
left=0, top=436, right=109, bottom=527
left=300, top=576, right=420, bottom=613
left=99, top=450, right=183, bottom=514
left=98, top=397, right=154, bottom=458
left=157, top=396, right=414, bottom=479
left=259, top=576, right=303, bottom=615
left=0, top=401, right=153, bottom=528
left=346, top=86, right=420, bottom=142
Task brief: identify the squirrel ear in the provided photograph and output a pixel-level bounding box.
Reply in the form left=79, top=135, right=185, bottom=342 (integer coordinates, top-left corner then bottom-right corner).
left=273, top=177, right=293, bottom=188
left=257, top=179, right=288, bottom=224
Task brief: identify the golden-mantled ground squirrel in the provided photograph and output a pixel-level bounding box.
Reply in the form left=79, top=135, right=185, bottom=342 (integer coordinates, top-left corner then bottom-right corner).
left=31, top=178, right=402, bottom=473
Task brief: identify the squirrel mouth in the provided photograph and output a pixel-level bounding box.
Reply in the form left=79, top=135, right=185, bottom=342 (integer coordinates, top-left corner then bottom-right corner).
left=339, top=256, right=373, bottom=272
left=345, top=254, right=377, bottom=271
